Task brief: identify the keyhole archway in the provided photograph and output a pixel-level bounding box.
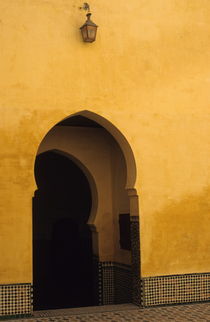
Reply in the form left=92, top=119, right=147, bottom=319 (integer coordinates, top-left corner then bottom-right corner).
left=33, top=110, right=141, bottom=310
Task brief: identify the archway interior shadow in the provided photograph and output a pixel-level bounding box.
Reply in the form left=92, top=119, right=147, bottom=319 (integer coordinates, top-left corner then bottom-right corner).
left=33, top=151, right=94, bottom=310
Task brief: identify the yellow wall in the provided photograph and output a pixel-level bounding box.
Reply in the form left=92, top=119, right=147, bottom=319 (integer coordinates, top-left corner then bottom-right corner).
left=0, top=0, right=209, bottom=283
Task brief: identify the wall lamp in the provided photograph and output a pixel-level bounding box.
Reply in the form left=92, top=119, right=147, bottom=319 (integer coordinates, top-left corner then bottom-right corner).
left=80, top=3, right=98, bottom=43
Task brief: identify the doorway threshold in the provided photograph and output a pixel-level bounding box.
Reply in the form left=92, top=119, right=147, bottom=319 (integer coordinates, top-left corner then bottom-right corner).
left=33, top=304, right=138, bottom=318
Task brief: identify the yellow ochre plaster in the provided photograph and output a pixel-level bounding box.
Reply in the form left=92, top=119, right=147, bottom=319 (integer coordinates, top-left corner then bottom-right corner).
left=0, top=0, right=209, bottom=283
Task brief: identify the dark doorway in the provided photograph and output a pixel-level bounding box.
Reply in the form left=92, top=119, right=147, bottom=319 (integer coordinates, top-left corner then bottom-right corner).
left=33, top=151, right=94, bottom=310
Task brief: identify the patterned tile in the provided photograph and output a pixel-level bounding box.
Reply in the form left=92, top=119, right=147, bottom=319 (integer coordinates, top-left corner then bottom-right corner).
left=130, top=216, right=141, bottom=305
left=114, top=264, right=132, bottom=304
left=0, top=284, right=32, bottom=317
left=142, top=273, right=210, bottom=306
left=99, top=262, right=132, bottom=305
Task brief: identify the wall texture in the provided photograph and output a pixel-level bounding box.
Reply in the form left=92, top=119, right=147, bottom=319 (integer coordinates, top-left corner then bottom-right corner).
left=0, top=0, right=209, bottom=288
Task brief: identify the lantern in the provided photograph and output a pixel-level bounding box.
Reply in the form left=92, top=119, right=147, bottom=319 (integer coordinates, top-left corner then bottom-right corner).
left=80, top=12, right=98, bottom=43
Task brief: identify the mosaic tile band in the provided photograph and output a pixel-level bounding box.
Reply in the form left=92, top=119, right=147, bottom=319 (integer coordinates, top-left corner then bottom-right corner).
left=1, top=273, right=210, bottom=317
left=0, top=283, right=32, bottom=318
left=99, top=262, right=132, bottom=305
left=130, top=215, right=141, bottom=305
left=142, top=272, right=210, bottom=306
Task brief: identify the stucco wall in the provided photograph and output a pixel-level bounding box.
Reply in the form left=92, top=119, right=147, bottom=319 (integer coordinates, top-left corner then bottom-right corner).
left=0, top=0, right=209, bottom=283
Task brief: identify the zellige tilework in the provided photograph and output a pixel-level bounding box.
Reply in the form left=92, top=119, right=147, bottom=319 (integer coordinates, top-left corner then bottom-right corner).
left=0, top=283, right=32, bottom=318
left=99, top=262, right=131, bottom=305
left=130, top=215, right=141, bottom=305
left=142, top=273, right=210, bottom=306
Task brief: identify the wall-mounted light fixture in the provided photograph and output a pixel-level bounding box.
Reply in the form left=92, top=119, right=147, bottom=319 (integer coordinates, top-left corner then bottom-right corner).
left=80, top=3, right=98, bottom=43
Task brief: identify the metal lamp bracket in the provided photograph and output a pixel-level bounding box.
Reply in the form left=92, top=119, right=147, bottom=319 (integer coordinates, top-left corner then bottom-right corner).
left=79, top=3, right=90, bottom=12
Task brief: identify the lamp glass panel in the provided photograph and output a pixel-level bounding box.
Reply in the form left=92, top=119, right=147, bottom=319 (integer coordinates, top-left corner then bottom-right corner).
left=87, top=26, right=96, bottom=41
left=81, top=26, right=88, bottom=41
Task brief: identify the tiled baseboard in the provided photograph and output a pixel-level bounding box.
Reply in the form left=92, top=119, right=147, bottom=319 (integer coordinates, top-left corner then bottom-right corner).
left=0, top=283, right=32, bottom=318
left=141, top=272, right=210, bottom=306
left=130, top=216, right=141, bottom=305
left=1, top=273, right=209, bottom=316
left=98, top=262, right=132, bottom=305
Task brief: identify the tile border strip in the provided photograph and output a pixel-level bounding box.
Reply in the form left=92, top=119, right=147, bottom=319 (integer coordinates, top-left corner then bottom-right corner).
left=0, top=283, right=32, bottom=317
left=0, top=314, right=31, bottom=320
left=130, top=215, right=141, bottom=305
left=1, top=273, right=210, bottom=314
left=141, top=272, right=210, bottom=307
left=99, top=261, right=132, bottom=305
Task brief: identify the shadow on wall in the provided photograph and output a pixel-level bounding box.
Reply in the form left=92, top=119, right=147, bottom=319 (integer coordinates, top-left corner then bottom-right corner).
left=144, top=186, right=210, bottom=275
